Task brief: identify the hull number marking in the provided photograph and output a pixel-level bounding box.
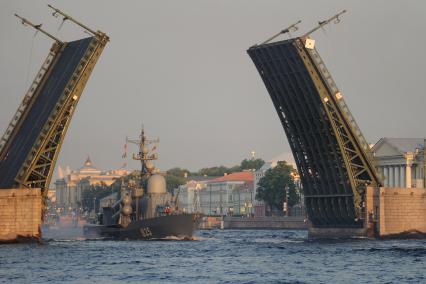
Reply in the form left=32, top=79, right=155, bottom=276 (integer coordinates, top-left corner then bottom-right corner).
left=140, top=227, right=152, bottom=238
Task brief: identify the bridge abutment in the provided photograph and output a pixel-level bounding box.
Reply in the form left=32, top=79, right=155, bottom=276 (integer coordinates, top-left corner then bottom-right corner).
left=308, top=187, right=426, bottom=239
left=0, top=188, right=42, bottom=243
left=366, top=187, right=426, bottom=239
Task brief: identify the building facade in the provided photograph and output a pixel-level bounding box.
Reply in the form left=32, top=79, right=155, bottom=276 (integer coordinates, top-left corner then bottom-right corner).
left=175, top=179, right=209, bottom=213
left=199, top=172, right=255, bottom=216
left=372, top=138, right=425, bottom=188
left=176, top=154, right=302, bottom=217
left=54, top=157, right=129, bottom=210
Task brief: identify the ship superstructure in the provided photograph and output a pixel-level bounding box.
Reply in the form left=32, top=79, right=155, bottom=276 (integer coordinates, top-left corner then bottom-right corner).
left=84, top=128, right=201, bottom=239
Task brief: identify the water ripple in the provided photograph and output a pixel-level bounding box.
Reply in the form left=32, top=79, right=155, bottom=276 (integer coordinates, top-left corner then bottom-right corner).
left=0, top=230, right=425, bottom=283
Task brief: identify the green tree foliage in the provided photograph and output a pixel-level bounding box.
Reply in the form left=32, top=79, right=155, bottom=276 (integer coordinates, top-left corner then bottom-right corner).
left=198, top=166, right=230, bottom=177
left=81, top=183, right=116, bottom=211
left=197, top=158, right=265, bottom=177
left=165, top=174, right=186, bottom=193
left=256, top=161, right=298, bottom=214
left=166, top=167, right=190, bottom=178
left=240, top=158, right=265, bottom=171
left=164, top=167, right=189, bottom=193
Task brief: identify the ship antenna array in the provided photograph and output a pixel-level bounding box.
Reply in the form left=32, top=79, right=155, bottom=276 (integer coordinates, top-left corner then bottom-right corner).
left=14, top=14, right=63, bottom=44
left=126, top=128, right=159, bottom=162
left=302, top=10, right=347, bottom=38
left=47, top=4, right=97, bottom=36
left=260, top=20, right=302, bottom=45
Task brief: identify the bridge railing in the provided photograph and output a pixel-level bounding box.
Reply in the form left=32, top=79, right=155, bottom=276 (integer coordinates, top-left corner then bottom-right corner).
left=305, top=45, right=377, bottom=164
left=0, top=49, right=58, bottom=154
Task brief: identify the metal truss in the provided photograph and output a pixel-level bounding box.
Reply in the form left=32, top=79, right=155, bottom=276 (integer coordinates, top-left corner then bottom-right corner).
left=295, top=38, right=382, bottom=218
left=15, top=33, right=109, bottom=193
left=0, top=46, right=59, bottom=155
left=248, top=37, right=382, bottom=227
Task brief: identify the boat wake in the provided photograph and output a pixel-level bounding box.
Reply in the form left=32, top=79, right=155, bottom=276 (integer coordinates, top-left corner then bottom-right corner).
left=153, top=235, right=199, bottom=241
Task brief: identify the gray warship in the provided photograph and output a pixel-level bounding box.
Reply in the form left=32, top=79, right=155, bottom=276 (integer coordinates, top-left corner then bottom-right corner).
left=83, top=128, right=202, bottom=239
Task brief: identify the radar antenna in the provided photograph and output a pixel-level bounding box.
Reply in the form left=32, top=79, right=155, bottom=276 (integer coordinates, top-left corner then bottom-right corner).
left=126, top=127, right=159, bottom=184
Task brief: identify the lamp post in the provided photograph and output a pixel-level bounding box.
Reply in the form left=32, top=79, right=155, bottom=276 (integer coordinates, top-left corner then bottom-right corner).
left=93, top=197, right=96, bottom=214
left=250, top=187, right=253, bottom=216
left=238, top=186, right=241, bottom=215
left=284, top=185, right=289, bottom=217
left=209, top=185, right=211, bottom=215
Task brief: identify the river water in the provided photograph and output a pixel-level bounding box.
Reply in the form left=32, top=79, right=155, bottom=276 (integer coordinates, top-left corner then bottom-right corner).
left=0, top=229, right=425, bottom=283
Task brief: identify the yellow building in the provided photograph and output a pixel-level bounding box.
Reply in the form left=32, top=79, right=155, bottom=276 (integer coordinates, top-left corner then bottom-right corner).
left=54, top=157, right=129, bottom=210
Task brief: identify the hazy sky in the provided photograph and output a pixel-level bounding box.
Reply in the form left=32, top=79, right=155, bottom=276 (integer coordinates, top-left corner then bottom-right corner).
left=1, top=0, right=425, bottom=175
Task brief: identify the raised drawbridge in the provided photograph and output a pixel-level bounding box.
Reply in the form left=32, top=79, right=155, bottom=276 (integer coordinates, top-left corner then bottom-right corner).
left=248, top=11, right=383, bottom=228
left=0, top=6, right=108, bottom=195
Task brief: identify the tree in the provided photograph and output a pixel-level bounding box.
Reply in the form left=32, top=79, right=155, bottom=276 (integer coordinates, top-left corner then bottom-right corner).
left=198, top=166, right=231, bottom=177
left=196, top=158, right=265, bottom=177
left=165, top=167, right=190, bottom=193
left=166, top=167, right=190, bottom=178
left=240, top=158, right=265, bottom=171
left=256, top=161, right=298, bottom=215
left=165, top=174, right=186, bottom=193
left=81, top=182, right=115, bottom=211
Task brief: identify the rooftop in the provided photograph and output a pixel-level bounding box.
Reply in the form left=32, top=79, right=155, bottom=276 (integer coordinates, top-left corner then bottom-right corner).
left=207, top=171, right=254, bottom=183
left=374, top=138, right=425, bottom=154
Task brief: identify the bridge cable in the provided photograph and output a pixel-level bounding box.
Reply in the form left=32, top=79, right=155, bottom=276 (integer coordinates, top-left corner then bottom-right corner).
left=54, top=14, right=67, bottom=40
left=24, top=30, right=38, bottom=93
left=57, top=18, right=66, bottom=32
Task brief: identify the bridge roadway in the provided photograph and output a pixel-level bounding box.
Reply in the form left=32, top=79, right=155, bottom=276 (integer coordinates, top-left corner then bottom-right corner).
left=0, top=37, right=93, bottom=189
left=248, top=37, right=380, bottom=229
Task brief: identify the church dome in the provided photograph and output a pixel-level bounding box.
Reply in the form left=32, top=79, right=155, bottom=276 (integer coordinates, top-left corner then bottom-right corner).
left=84, top=156, right=93, bottom=167
left=78, top=156, right=102, bottom=175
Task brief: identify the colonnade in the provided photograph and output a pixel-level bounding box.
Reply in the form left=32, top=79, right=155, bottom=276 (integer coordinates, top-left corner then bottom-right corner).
left=380, top=164, right=412, bottom=188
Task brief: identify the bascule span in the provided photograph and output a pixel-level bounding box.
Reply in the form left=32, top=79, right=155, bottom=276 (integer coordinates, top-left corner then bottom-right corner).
left=0, top=7, right=108, bottom=243
left=247, top=13, right=385, bottom=238
left=248, top=12, right=426, bottom=238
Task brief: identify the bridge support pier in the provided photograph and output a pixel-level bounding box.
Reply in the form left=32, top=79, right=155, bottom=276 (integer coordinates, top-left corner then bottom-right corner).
left=308, top=187, right=426, bottom=239
left=0, top=188, right=42, bottom=243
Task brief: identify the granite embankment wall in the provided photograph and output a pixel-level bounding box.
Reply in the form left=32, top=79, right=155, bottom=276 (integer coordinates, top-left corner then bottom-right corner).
left=0, top=188, right=42, bottom=243
left=367, top=187, right=426, bottom=238
left=224, top=216, right=307, bottom=230
left=199, top=216, right=223, bottom=230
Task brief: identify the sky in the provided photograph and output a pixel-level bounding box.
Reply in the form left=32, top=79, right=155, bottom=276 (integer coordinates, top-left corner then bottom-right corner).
left=0, top=0, right=425, bottom=175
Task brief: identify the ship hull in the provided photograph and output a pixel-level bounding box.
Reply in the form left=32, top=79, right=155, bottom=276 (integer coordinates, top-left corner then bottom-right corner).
left=83, top=213, right=202, bottom=240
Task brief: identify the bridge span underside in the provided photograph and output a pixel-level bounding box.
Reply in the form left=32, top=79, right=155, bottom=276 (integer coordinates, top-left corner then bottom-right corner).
left=248, top=38, right=379, bottom=228
left=0, top=38, right=92, bottom=189
left=0, top=34, right=107, bottom=191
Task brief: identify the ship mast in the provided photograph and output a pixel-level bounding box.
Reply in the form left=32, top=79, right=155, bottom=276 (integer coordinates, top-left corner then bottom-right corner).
left=126, top=127, right=159, bottom=186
